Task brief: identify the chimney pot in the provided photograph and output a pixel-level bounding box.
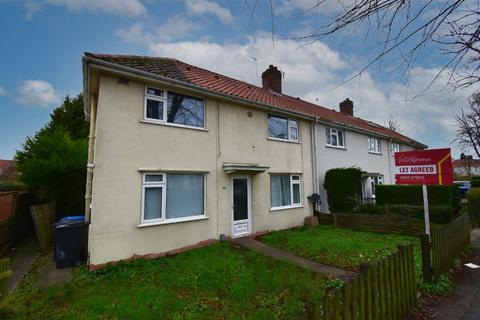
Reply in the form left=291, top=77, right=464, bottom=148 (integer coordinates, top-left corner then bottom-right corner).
left=262, top=65, right=282, bottom=93
left=339, top=98, right=353, bottom=116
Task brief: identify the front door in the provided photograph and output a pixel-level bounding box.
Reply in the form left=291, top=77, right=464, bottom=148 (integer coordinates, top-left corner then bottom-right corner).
left=232, top=176, right=252, bottom=237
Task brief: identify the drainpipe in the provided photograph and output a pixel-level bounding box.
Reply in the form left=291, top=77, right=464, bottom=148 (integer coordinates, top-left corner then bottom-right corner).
left=85, top=94, right=97, bottom=224
left=311, top=118, right=320, bottom=212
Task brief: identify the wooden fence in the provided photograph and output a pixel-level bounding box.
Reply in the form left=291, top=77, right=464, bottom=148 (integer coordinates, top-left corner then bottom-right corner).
left=317, top=243, right=417, bottom=320
left=421, top=213, right=470, bottom=281
left=316, top=210, right=427, bottom=235
left=0, top=258, right=12, bottom=300
left=31, top=202, right=55, bottom=253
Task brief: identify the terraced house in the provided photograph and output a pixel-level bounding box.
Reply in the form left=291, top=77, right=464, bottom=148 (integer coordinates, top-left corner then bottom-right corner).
left=82, top=53, right=425, bottom=268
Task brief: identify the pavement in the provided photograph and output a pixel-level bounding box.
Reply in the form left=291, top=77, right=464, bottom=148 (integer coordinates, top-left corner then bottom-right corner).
left=425, top=229, right=480, bottom=320
left=36, top=255, right=72, bottom=288
left=234, top=237, right=358, bottom=280
left=6, top=235, right=40, bottom=291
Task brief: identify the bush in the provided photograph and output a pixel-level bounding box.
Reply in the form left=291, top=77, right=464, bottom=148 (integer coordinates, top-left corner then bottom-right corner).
left=467, top=187, right=480, bottom=226
left=388, top=204, right=452, bottom=224
left=324, top=167, right=362, bottom=213
left=376, top=184, right=460, bottom=209
left=471, top=177, right=480, bottom=187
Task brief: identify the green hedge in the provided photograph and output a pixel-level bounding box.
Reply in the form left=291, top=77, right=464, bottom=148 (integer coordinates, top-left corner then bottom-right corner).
left=357, top=203, right=452, bottom=224
left=471, top=177, right=480, bottom=187
left=376, top=184, right=460, bottom=209
left=467, top=187, right=480, bottom=226
left=324, top=167, right=362, bottom=213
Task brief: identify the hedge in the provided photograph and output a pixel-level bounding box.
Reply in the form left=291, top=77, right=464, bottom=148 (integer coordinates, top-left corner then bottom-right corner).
left=324, top=167, right=362, bottom=213
left=471, top=177, right=480, bottom=188
left=357, top=203, right=453, bottom=224
left=376, top=184, right=460, bottom=209
left=467, top=187, right=480, bottom=226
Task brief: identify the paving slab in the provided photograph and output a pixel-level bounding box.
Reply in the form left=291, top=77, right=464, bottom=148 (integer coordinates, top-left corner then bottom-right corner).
left=234, top=237, right=357, bottom=279
left=36, top=256, right=73, bottom=288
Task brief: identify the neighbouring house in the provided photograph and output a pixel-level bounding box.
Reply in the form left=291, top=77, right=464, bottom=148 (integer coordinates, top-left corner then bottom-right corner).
left=0, top=159, right=18, bottom=183
left=453, top=155, right=480, bottom=177
left=82, top=53, right=425, bottom=268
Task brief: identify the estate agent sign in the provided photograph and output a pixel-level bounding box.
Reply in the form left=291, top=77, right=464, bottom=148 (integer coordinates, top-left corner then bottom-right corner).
left=394, top=148, right=453, bottom=186
left=394, top=148, right=453, bottom=235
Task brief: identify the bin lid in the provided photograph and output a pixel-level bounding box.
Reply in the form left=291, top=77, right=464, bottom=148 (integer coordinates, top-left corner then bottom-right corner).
left=59, top=215, right=85, bottom=223
left=54, top=219, right=85, bottom=229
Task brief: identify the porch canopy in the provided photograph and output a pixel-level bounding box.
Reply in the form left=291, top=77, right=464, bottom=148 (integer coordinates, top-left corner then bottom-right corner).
left=223, top=163, right=269, bottom=175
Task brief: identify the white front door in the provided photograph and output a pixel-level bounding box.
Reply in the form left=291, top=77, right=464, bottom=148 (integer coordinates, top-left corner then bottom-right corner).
left=231, top=176, right=252, bottom=238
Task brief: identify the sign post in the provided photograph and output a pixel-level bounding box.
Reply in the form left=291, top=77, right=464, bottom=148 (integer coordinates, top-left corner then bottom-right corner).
left=394, top=148, right=453, bottom=235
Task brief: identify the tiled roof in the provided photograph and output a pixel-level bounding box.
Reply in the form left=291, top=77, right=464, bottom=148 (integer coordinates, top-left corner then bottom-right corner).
left=84, top=53, right=425, bottom=147
left=453, top=159, right=480, bottom=168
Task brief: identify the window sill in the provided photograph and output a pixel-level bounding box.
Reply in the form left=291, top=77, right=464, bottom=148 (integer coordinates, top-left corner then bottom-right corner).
left=368, top=151, right=383, bottom=155
left=270, top=205, right=303, bottom=212
left=267, top=137, right=300, bottom=144
left=140, top=120, right=208, bottom=132
left=325, top=145, right=346, bottom=150
left=138, top=215, right=208, bottom=228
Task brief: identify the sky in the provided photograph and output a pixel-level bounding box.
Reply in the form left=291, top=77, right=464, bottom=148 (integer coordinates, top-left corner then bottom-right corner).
left=0, top=0, right=479, bottom=160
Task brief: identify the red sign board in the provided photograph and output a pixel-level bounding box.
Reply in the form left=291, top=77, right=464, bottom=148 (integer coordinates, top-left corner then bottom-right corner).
left=394, top=148, right=453, bottom=185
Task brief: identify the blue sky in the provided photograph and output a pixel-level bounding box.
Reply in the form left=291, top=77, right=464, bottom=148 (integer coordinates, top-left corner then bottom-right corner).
left=0, top=0, right=478, bottom=160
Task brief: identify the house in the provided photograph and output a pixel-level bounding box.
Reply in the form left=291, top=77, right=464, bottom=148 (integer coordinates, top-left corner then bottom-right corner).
left=453, top=156, right=480, bottom=177
left=0, top=160, right=18, bottom=182
left=82, top=53, right=425, bottom=268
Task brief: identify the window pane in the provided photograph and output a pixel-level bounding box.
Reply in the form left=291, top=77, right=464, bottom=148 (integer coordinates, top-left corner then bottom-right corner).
left=146, top=87, right=164, bottom=97
left=289, top=120, right=298, bottom=128
left=332, top=134, right=337, bottom=146
left=145, top=174, right=163, bottom=182
left=146, top=99, right=164, bottom=120
left=338, top=131, right=344, bottom=146
left=167, top=92, right=204, bottom=127
left=289, top=126, right=298, bottom=141
left=233, top=179, right=248, bottom=221
left=292, top=183, right=301, bottom=204
left=326, top=128, right=331, bottom=145
left=291, top=175, right=300, bottom=181
left=268, top=116, right=288, bottom=139
left=166, top=174, right=204, bottom=219
left=144, top=187, right=162, bottom=220
left=271, top=175, right=291, bottom=207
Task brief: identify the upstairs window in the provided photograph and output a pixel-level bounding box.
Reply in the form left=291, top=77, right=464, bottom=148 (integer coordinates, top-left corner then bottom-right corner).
left=392, top=143, right=401, bottom=154
left=144, top=86, right=205, bottom=128
left=326, top=128, right=345, bottom=147
left=268, top=115, right=298, bottom=142
left=368, top=137, right=382, bottom=153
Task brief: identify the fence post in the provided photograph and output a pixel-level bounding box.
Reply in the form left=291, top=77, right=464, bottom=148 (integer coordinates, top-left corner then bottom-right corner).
left=420, top=234, right=432, bottom=283
left=334, top=213, right=337, bottom=227
left=360, top=263, right=372, bottom=320
left=385, top=204, right=390, bottom=233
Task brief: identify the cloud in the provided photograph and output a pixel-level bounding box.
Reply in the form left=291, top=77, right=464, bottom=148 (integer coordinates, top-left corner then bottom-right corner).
left=17, top=80, right=59, bottom=107
left=27, top=0, right=146, bottom=18
left=185, top=0, right=234, bottom=24
left=0, top=86, right=6, bottom=96
left=117, top=16, right=199, bottom=44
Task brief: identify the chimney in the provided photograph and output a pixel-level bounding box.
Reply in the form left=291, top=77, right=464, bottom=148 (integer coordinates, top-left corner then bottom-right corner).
left=339, top=98, right=353, bottom=116
left=262, top=65, right=282, bottom=93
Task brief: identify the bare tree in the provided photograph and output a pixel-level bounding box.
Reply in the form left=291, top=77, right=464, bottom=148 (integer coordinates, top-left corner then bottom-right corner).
left=460, top=152, right=474, bottom=176
left=247, top=0, right=480, bottom=90
left=454, top=92, right=480, bottom=157
left=385, top=115, right=401, bottom=132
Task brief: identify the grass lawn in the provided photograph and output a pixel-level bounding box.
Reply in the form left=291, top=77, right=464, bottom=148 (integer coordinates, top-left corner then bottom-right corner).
left=0, top=242, right=326, bottom=320
left=261, top=226, right=422, bottom=277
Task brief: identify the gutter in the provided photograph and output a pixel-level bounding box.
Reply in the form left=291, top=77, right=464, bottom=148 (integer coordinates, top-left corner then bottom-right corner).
left=82, top=56, right=427, bottom=150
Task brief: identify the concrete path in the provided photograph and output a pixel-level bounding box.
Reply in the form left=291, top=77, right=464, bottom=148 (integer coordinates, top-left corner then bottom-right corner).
left=36, top=256, right=72, bottom=288
left=6, top=235, right=40, bottom=291
left=234, top=237, right=357, bottom=280
left=425, top=229, right=480, bottom=319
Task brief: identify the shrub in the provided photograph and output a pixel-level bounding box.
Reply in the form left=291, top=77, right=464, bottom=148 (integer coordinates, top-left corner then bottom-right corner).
left=388, top=204, right=452, bottom=224
left=324, top=167, right=362, bottom=213
left=467, top=187, right=480, bottom=226
left=376, top=184, right=460, bottom=209
left=471, top=177, right=480, bottom=187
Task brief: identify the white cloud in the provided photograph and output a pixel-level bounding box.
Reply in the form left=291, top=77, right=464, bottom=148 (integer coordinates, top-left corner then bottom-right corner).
left=0, top=86, right=6, bottom=96
left=117, top=16, right=199, bottom=44
left=17, top=80, right=60, bottom=107
left=27, top=0, right=146, bottom=18
left=185, top=0, right=234, bottom=24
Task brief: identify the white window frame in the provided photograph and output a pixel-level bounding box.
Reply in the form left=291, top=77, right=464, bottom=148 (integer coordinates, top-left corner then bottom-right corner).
left=144, top=86, right=167, bottom=123
left=270, top=174, right=303, bottom=211
left=143, top=85, right=206, bottom=130
left=325, top=127, right=345, bottom=148
left=140, top=172, right=207, bottom=226
left=267, top=115, right=300, bottom=142
left=368, top=137, right=382, bottom=154
left=392, top=143, right=401, bottom=154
